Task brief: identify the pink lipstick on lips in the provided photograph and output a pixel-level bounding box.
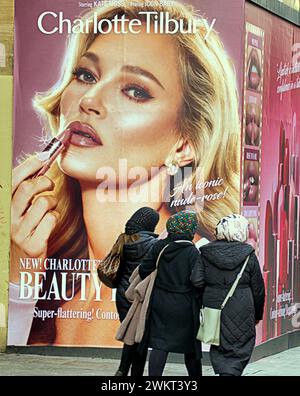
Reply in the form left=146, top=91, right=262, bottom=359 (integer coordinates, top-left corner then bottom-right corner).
left=68, top=121, right=102, bottom=147
left=34, top=129, right=71, bottom=178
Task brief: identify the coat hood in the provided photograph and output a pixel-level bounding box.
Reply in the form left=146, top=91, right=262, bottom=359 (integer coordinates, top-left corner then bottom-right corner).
left=123, top=231, right=158, bottom=260
left=200, top=240, right=254, bottom=270
left=161, top=234, right=194, bottom=263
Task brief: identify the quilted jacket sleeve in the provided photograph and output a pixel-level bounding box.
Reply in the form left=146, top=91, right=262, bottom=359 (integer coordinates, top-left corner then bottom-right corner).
left=249, top=252, right=265, bottom=320
left=190, top=254, right=206, bottom=289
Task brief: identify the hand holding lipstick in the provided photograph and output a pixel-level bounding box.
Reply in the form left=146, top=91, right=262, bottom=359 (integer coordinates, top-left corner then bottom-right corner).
left=10, top=129, right=71, bottom=284
left=10, top=154, right=62, bottom=284
left=34, top=129, right=71, bottom=178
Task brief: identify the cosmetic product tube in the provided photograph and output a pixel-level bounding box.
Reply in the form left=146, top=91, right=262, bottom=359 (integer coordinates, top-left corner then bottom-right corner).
left=34, top=129, right=70, bottom=178
left=295, top=196, right=300, bottom=261
left=263, top=201, right=274, bottom=341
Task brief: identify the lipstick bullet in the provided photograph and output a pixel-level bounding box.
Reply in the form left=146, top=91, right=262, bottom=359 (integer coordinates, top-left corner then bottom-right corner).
left=279, top=122, right=285, bottom=164
left=283, top=140, right=290, bottom=186
left=34, top=129, right=71, bottom=178
left=277, top=210, right=288, bottom=336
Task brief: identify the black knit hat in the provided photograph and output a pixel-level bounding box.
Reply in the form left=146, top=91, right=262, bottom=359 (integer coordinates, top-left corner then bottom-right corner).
left=125, top=207, right=159, bottom=235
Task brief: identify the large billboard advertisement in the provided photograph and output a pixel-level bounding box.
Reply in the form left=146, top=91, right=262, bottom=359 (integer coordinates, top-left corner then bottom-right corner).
left=10, top=0, right=300, bottom=350
left=9, top=0, right=245, bottom=347
left=244, top=2, right=300, bottom=342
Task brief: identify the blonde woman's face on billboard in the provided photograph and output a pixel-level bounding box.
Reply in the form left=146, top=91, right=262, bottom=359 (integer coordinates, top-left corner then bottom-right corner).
left=59, top=23, right=182, bottom=183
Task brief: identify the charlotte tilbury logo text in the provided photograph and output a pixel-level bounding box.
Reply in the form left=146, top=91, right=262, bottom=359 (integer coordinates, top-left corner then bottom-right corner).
left=37, top=11, right=216, bottom=36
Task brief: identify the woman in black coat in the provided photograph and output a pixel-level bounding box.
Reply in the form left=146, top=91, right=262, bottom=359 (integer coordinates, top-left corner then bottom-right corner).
left=103, top=207, right=159, bottom=376
left=191, top=214, right=265, bottom=376
left=138, top=211, right=202, bottom=377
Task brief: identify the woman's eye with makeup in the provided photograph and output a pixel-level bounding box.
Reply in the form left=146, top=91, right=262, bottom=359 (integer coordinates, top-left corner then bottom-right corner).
left=72, top=67, right=97, bottom=84
left=122, top=85, right=154, bottom=102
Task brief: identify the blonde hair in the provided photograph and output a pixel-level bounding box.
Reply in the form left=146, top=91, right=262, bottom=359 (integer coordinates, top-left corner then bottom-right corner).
left=34, top=0, right=240, bottom=256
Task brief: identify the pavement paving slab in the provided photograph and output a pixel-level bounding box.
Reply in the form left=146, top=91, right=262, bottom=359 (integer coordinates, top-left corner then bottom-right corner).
left=0, top=346, right=299, bottom=376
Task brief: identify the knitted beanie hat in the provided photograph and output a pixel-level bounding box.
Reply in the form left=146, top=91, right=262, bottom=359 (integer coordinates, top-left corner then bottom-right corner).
left=125, top=207, right=159, bottom=235
left=166, top=210, right=198, bottom=240
left=215, top=214, right=249, bottom=242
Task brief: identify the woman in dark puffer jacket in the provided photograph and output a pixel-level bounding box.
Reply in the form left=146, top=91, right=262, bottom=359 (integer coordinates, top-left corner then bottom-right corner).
left=103, top=207, right=159, bottom=376
left=191, top=214, right=265, bottom=376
